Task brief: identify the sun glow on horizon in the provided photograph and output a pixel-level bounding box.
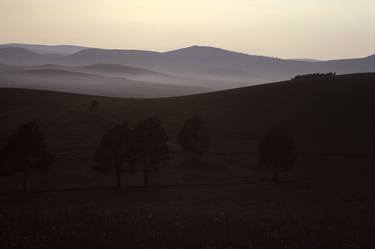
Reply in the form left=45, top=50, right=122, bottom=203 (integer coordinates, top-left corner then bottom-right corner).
left=0, top=0, right=374, bottom=60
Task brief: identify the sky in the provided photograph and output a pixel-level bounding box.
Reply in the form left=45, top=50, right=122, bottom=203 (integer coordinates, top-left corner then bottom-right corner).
left=0, top=0, right=374, bottom=60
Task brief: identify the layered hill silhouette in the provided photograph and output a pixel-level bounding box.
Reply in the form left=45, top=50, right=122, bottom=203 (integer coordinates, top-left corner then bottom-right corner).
left=55, top=46, right=375, bottom=84
left=1, top=73, right=374, bottom=156
left=0, top=43, right=87, bottom=56
left=0, top=64, right=208, bottom=98
left=0, top=44, right=374, bottom=98
left=0, top=47, right=51, bottom=65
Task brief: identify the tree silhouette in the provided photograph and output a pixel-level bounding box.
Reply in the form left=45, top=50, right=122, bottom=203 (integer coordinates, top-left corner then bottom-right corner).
left=178, top=115, right=210, bottom=167
left=258, top=127, right=295, bottom=183
left=133, top=117, right=169, bottom=187
left=88, top=99, right=99, bottom=112
left=0, top=148, right=12, bottom=177
left=93, top=122, right=133, bottom=188
left=292, top=72, right=336, bottom=81
left=0, top=121, right=54, bottom=192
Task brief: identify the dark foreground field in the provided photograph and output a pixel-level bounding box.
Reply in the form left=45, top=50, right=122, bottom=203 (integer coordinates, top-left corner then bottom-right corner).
left=1, top=73, right=375, bottom=248
left=1, top=181, right=375, bottom=249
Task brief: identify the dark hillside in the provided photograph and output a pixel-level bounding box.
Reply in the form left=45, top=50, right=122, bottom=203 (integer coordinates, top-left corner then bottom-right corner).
left=1, top=73, right=375, bottom=190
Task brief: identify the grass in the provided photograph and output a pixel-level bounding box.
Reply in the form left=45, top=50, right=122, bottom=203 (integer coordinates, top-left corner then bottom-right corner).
left=1, top=74, right=375, bottom=248
left=1, top=182, right=375, bottom=249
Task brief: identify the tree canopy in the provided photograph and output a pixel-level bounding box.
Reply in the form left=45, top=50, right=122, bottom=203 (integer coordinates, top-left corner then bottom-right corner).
left=258, top=127, right=295, bottom=183
left=93, top=122, right=133, bottom=187
left=133, top=117, right=169, bottom=187
left=88, top=99, right=99, bottom=112
left=178, top=115, right=210, bottom=166
left=0, top=121, right=53, bottom=192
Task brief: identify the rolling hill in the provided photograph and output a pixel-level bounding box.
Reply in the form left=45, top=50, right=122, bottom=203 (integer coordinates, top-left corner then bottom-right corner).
left=0, top=66, right=209, bottom=98
left=1, top=73, right=374, bottom=156
left=66, top=64, right=225, bottom=88
left=62, top=45, right=375, bottom=85
left=0, top=45, right=374, bottom=93
left=1, top=73, right=375, bottom=190
left=0, top=43, right=87, bottom=56
left=0, top=47, right=53, bottom=65
left=0, top=63, right=239, bottom=96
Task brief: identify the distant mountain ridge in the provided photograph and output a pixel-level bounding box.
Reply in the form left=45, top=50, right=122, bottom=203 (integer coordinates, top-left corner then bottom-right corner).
left=289, top=58, right=322, bottom=62
left=59, top=45, right=375, bottom=84
left=0, top=43, right=87, bottom=55
left=0, top=44, right=374, bottom=94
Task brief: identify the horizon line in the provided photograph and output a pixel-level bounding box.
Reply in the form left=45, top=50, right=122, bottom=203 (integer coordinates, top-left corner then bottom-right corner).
left=1, top=42, right=374, bottom=61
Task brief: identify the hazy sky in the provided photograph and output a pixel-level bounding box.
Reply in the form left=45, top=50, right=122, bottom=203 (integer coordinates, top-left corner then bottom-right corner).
left=0, top=0, right=374, bottom=59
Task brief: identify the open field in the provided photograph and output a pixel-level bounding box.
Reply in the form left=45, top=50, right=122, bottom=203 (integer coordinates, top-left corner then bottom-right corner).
left=1, top=73, right=375, bottom=248
left=1, top=181, right=375, bottom=249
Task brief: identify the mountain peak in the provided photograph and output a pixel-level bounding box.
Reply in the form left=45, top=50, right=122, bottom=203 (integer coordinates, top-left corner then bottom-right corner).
left=164, top=45, right=246, bottom=57
left=163, top=45, right=277, bottom=64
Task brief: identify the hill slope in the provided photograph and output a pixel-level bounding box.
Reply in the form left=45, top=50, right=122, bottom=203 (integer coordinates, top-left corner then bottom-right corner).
left=0, top=67, right=209, bottom=98
left=63, top=46, right=375, bottom=84
left=1, top=73, right=375, bottom=190
left=0, top=47, right=52, bottom=65
left=1, top=73, right=374, bottom=153
left=0, top=43, right=87, bottom=55
left=1, top=45, right=374, bottom=90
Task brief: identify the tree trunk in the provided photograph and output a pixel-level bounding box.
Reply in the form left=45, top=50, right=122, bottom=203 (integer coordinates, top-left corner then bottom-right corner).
left=116, top=171, right=121, bottom=188
left=191, top=154, right=199, bottom=167
left=22, top=165, right=28, bottom=193
left=143, top=169, right=149, bottom=187
left=115, top=163, right=124, bottom=188
left=272, top=165, right=278, bottom=183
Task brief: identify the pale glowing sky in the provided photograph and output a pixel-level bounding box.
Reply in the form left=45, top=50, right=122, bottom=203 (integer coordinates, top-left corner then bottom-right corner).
left=0, top=0, right=374, bottom=59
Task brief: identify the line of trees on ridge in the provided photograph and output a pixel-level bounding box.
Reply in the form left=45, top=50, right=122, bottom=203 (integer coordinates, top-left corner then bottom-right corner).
left=292, top=72, right=336, bottom=81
